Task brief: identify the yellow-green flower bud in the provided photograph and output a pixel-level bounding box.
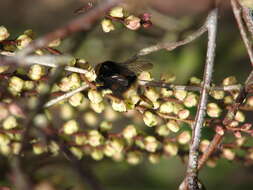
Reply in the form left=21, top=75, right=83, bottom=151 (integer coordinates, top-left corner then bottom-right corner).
left=207, top=103, right=222, bottom=118
left=164, top=142, right=178, bottom=156
left=24, top=81, right=35, bottom=90
left=69, top=92, right=84, bottom=107
left=161, top=88, right=173, bottom=98
left=172, top=103, right=184, bottom=115
left=223, top=76, right=237, bottom=86
left=75, top=134, right=87, bottom=145
left=184, top=93, right=198, bottom=107
left=156, top=125, right=170, bottom=136
left=111, top=99, right=127, bottom=112
left=174, top=90, right=187, bottom=101
left=28, top=64, right=46, bottom=80
left=200, top=139, right=210, bottom=153
left=12, top=142, right=21, bottom=155
left=109, top=6, right=124, bottom=18
left=177, top=131, right=191, bottom=144
left=166, top=120, right=180, bottom=133
left=48, top=141, right=59, bottom=156
left=0, top=134, right=10, bottom=146
left=60, top=104, right=74, bottom=120
left=125, top=15, right=141, bottom=30
left=69, top=73, right=81, bottom=89
left=222, top=148, right=235, bottom=160
left=246, top=96, right=253, bottom=107
left=0, top=105, right=8, bottom=121
left=159, top=102, right=174, bottom=114
left=144, top=87, right=159, bottom=103
left=126, top=151, right=142, bottom=165
left=63, top=120, right=79, bottom=135
left=143, top=111, right=158, bottom=127
left=85, top=69, right=97, bottom=82
left=160, top=73, right=176, bottom=83
left=224, top=95, right=233, bottom=104
left=34, top=114, right=48, bottom=128
left=88, top=130, right=103, bottom=147
left=91, top=149, right=104, bottom=160
left=138, top=71, right=153, bottom=81
left=59, top=77, right=72, bottom=92
left=101, top=19, right=115, bottom=33
left=148, top=154, right=160, bottom=164
left=189, top=76, right=201, bottom=85
left=144, top=136, right=158, bottom=152
left=100, top=121, right=112, bottom=131
left=33, top=143, right=47, bottom=155
left=90, top=102, right=105, bottom=113
left=235, top=111, right=245, bottom=122
left=9, top=76, right=24, bottom=95
left=110, top=139, right=124, bottom=153
left=239, top=0, right=253, bottom=8
left=0, top=65, right=9, bottom=73
left=83, top=112, right=98, bottom=127
left=210, top=90, right=225, bottom=100
left=70, top=147, right=83, bottom=159
left=178, top=109, right=190, bottom=120
left=0, top=26, right=9, bottom=41
left=16, top=34, right=32, bottom=49
left=3, top=116, right=17, bottom=130
left=122, top=125, right=137, bottom=140
left=88, top=89, right=103, bottom=104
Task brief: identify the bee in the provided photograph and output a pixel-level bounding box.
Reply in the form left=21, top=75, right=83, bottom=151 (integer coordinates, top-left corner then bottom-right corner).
left=95, top=59, right=153, bottom=98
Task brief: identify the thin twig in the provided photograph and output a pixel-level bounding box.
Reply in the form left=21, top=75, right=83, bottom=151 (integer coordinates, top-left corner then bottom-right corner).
left=185, top=8, right=218, bottom=190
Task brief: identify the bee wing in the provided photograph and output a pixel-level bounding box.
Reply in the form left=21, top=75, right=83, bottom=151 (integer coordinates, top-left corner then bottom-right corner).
left=105, top=74, right=129, bottom=86
left=120, top=59, right=153, bottom=73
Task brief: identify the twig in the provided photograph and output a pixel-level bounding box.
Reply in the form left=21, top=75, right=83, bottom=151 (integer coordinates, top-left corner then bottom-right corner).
left=231, top=0, right=253, bottom=66
left=241, top=6, right=253, bottom=38
left=185, top=8, right=218, bottom=190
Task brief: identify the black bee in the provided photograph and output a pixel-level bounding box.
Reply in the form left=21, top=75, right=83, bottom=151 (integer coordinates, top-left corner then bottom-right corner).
left=95, top=60, right=153, bottom=97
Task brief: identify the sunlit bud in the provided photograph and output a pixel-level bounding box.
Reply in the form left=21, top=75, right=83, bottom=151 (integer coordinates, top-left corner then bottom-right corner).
left=59, top=77, right=71, bottom=92
left=236, top=137, right=245, bottom=146
left=100, top=121, right=112, bottom=131
left=246, top=96, right=253, bottom=107
left=11, top=142, right=21, bottom=155
left=235, top=111, right=245, bottom=122
left=189, top=77, right=201, bottom=85
left=3, top=116, right=17, bottom=130
left=62, top=120, right=79, bottom=135
left=200, top=140, right=210, bottom=153
left=23, top=81, right=34, bottom=91
left=224, top=96, right=233, bottom=104
left=112, top=152, right=124, bottom=162
left=206, top=159, right=217, bottom=168
left=83, top=112, right=98, bottom=127
left=210, top=90, right=225, bottom=100
left=109, top=6, right=124, bottom=18
left=75, top=134, right=87, bottom=146
left=9, top=76, right=24, bottom=95
left=112, top=99, right=127, bottom=112
left=101, top=19, right=115, bottom=33
left=36, top=82, right=49, bottom=94
left=126, top=151, right=142, bottom=165
left=16, top=34, right=32, bottom=49
left=85, top=69, right=97, bottom=82
left=148, top=154, right=160, bottom=164
left=160, top=73, right=176, bottom=83
left=88, top=89, right=103, bottom=104
left=34, top=114, right=48, bottom=128
left=144, top=136, right=159, bottom=152
left=207, top=103, right=222, bottom=118
left=33, top=143, right=47, bottom=155
left=156, top=125, right=170, bottom=136
left=174, top=90, right=187, bottom=101
left=0, top=26, right=9, bottom=41
left=0, top=134, right=10, bottom=146
left=166, top=120, right=180, bottom=133
left=177, top=131, right=191, bottom=144
left=48, top=38, right=61, bottom=47
left=222, top=148, right=235, bottom=160
left=125, top=15, right=141, bottom=30
left=184, top=93, right=198, bottom=107
left=215, top=125, right=224, bottom=136
left=164, top=142, right=178, bottom=156
left=48, top=141, right=60, bottom=156
left=135, top=139, right=145, bottom=149
left=70, top=147, right=83, bottom=159
left=143, top=111, right=158, bottom=127
left=138, top=71, right=153, bottom=81
left=104, top=107, right=117, bottom=121
left=0, top=144, right=11, bottom=155
left=152, top=101, right=160, bottom=109
left=28, top=65, right=46, bottom=80
left=0, top=65, right=9, bottom=73
left=161, top=88, right=173, bottom=98
left=35, top=49, right=44, bottom=55
left=104, top=142, right=116, bottom=157
left=69, top=73, right=81, bottom=89
left=24, top=29, right=34, bottom=38
left=68, top=92, right=84, bottom=107
left=60, top=104, right=74, bottom=120
left=90, top=102, right=105, bottom=113
left=172, top=103, right=184, bottom=115
left=178, top=109, right=190, bottom=120
left=91, top=149, right=104, bottom=160
left=122, top=125, right=137, bottom=140
left=144, top=87, right=159, bottom=102
left=110, top=139, right=124, bottom=153
left=159, top=102, right=174, bottom=114
left=0, top=105, right=8, bottom=121
left=88, top=130, right=103, bottom=147
left=223, top=76, right=237, bottom=86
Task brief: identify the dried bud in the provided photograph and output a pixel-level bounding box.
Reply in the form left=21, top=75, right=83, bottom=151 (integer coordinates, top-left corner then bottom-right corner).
left=184, top=93, right=198, bottom=107
left=166, top=120, right=180, bottom=133
left=88, top=89, right=103, bottom=104
left=207, top=103, right=222, bottom=118
left=69, top=92, right=84, bottom=107
left=0, top=26, right=9, bottom=41
left=235, top=111, right=245, bottom=122
left=16, top=34, right=32, bottom=49
left=126, top=151, right=142, bottom=165
left=144, top=136, right=159, bottom=152
left=109, top=6, right=124, bottom=18
left=125, top=15, right=141, bottom=30
left=3, top=116, right=17, bottom=130
left=174, top=90, right=187, bottom=101
left=28, top=65, right=46, bottom=80
left=159, top=102, right=174, bottom=114
left=101, top=19, right=115, bottom=33
left=62, top=120, right=79, bottom=135
left=210, top=90, right=225, bottom=100
left=112, top=99, right=127, bottom=112
left=143, top=111, right=158, bottom=127
left=122, top=125, right=137, bottom=140
left=90, top=102, right=105, bottom=113
left=156, top=125, right=170, bottom=136
left=9, top=76, right=24, bottom=95
left=164, top=142, right=178, bottom=156
left=177, top=131, right=191, bottom=144
left=88, top=130, right=103, bottom=147
left=223, top=76, right=237, bottom=86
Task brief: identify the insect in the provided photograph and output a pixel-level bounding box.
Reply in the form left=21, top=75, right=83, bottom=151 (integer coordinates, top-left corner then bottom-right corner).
left=95, top=59, right=153, bottom=98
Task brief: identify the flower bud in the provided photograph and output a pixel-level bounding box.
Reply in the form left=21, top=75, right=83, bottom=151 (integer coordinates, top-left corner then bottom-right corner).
left=138, top=71, right=153, bottom=81
left=16, top=34, right=32, bottom=49
left=206, top=159, right=217, bottom=168
left=0, top=65, right=9, bottom=73
left=144, top=87, right=159, bottom=102
left=172, top=103, right=184, bottom=115
left=88, top=130, right=103, bottom=147
left=177, top=131, right=191, bottom=144
left=111, top=99, right=127, bottom=112
left=156, top=125, right=170, bottom=136
left=148, top=154, right=160, bottom=164
left=28, top=65, right=46, bottom=80
left=160, top=73, right=176, bottom=83
left=159, top=102, right=173, bottom=114
left=34, top=114, right=48, bottom=128
left=122, top=125, right=137, bottom=140
left=210, top=90, right=225, bottom=100
left=224, top=96, right=233, bottom=104
left=143, top=111, right=158, bottom=127
left=184, top=93, right=198, bottom=107
left=235, top=111, right=245, bottom=122
left=200, top=139, right=210, bottom=153
left=24, top=81, right=35, bottom=90
left=88, top=89, right=103, bottom=104
left=83, top=112, right=98, bottom=127
left=48, top=141, right=59, bottom=156
left=69, top=73, right=81, bottom=89
left=100, top=121, right=112, bottom=131
left=85, top=69, right=97, bottom=82
left=144, top=136, right=159, bottom=152
left=109, top=6, right=124, bottom=18
left=166, top=120, right=180, bottom=133
left=161, top=88, right=173, bottom=98
left=48, top=38, right=61, bottom=47
left=101, top=19, right=115, bottom=33
left=0, top=105, right=8, bottom=121
left=60, top=104, right=74, bottom=120
left=207, top=103, right=222, bottom=118
left=222, top=148, right=235, bottom=160
left=223, top=76, right=237, bottom=86
left=0, top=26, right=9, bottom=41
left=174, top=90, right=187, bottom=101
left=91, top=149, right=104, bottom=160
left=70, top=147, right=83, bottom=159
left=3, top=116, right=17, bottom=130
left=75, top=134, right=87, bottom=145
left=90, top=102, right=105, bottom=113
left=246, top=96, right=253, bottom=107
left=125, top=15, right=141, bottom=30
left=9, top=76, right=24, bottom=95
left=189, top=77, right=201, bottom=85
left=62, top=120, right=79, bottom=135
left=69, top=92, right=84, bottom=107
left=12, top=142, right=21, bottom=155
left=33, top=143, right=47, bottom=155
left=178, top=109, right=190, bottom=120
left=126, top=151, right=142, bottom=165
left=164, top=142, right=178, bottom=156
left=59, top=77, right=72, bottom=92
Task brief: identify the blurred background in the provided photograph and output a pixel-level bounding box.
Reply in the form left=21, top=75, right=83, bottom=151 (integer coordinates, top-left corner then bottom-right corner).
left=1, top=0, right=253, bottom=189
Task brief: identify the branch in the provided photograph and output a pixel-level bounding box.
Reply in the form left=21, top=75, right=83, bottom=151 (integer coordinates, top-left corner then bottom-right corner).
left=185, top=8, right=218, bottom=190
